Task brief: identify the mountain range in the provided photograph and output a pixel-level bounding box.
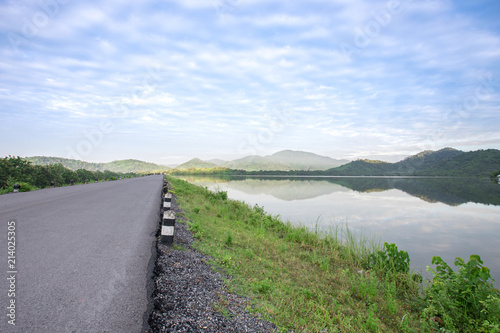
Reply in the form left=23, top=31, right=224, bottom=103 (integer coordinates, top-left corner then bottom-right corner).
left=325, top=148, right=500, bottom=177
left=24, top=147, right=500, bottom=177
left=176, top=150, right=350, bottom=171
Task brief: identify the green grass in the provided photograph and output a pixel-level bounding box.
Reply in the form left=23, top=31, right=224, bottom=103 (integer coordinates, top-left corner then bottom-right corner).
left=168, top=176, right=500, bottom=332
left=168, top=176, right=427, bottom=332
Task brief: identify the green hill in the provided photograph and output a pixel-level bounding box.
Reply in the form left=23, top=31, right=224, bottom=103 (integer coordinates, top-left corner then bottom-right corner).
left=26, top=156, right=168, bottom=173
left=176, top=158, right=218, bottom=170
left=324, top=148, right=500, bottom=177
left=393, top=148, right=464, bottom=175
left=327, top=159, right=394, bottom=176
left=101, top=159, right=168, bottom=173
left=415, top=149, right=500, bottom=177
left=26, top=156, right=103, bottom=171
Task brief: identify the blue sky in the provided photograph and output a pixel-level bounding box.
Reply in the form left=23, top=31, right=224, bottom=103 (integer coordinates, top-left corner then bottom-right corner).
left=1, top=0, right=499, bottom=165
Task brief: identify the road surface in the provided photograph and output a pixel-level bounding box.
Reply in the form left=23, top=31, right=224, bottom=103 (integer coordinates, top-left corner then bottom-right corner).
left=0, top=175, right=163, bottom=332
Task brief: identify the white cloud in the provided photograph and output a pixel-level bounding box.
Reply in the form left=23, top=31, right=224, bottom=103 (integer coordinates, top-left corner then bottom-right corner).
left=0, top=0, right=499, bottom=163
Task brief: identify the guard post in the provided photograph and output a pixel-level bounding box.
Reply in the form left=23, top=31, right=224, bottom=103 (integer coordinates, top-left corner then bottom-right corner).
left=163, top=192, right=172, bottom=211
left=161, top=210, right=176, bottom=245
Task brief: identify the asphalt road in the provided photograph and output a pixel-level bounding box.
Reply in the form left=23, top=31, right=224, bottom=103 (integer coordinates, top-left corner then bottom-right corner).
left=0, top=175, right=163, bottom=332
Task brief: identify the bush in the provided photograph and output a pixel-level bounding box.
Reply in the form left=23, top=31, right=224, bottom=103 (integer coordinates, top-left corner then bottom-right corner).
left=369, top=242, right=410, bottom=275
left=207, top=189, right=228, bottom=201
left=18, top=182, right=37, bottom=192
left=423, top=255, right=500, bottom=332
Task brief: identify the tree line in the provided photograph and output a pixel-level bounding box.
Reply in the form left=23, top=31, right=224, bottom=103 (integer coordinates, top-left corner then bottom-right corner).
left=0, top=156, right=139, bottom=193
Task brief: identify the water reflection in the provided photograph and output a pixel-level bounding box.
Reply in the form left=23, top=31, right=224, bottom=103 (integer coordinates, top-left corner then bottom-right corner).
left=177, top=176, right=500, bottom=286
left=178, top=175, right=500, bottom=206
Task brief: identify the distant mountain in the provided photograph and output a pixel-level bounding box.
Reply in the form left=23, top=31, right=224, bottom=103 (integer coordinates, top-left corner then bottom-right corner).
left=99, top=159, right=168, bottom=173
left=176, top=158, right=218, bottom=169
left=223, top=155, right=287, bottom=171
left=415, top=149, right=500, bottom=177
left=179, top=150, right=349, bottom=171
left=207, top=159, right=227, bottom=166
left=26, top=156, right=168, bottom=173
left=267, top=150, right=349, bottom=171
left=325, top=148, right=500, bottom=177
left=393, top=148, right=464, bottom=174
left=328, top=159, right=394, bottom=176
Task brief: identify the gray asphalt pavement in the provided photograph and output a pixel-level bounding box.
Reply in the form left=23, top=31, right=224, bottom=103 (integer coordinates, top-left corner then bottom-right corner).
left=0, top=175, right=163, bottom=332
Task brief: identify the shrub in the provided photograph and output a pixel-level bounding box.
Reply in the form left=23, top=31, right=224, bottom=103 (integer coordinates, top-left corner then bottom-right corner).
left=207, top=189, right=228, bottom=201
left=369, top=242, right=410, bottom=275
left=422, top=255, right=500, bottom=332
left=18, top=182, right=37, bottom=192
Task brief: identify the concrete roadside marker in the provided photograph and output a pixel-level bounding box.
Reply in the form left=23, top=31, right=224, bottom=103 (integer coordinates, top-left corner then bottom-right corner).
left=163, top=192, right=172, bottom=210
left=161, top=210, right=176, bottom=245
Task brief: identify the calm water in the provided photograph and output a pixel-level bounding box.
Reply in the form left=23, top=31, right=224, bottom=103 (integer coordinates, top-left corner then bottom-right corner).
left=177, top=176, right=500, bottom=285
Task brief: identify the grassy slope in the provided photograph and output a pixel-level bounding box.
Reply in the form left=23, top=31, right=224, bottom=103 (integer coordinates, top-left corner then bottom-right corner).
left=168, top=176, right=423, bottom=332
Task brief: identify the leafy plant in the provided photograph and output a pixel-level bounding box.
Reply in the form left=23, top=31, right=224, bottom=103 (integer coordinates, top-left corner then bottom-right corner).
left=369, top=242, right=410, bottom=275
left=17, top=181, right=37, bottom=192
left=423, top=255, right=500, bottom=332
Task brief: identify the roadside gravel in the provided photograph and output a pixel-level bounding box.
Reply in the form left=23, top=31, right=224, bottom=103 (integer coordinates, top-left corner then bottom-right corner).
left=148, top=194, right=276, bottom=332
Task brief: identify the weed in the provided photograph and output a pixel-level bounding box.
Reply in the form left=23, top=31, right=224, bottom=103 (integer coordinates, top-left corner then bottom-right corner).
left=384, top=281, right=398, bottom=316
left=213, top=293, right=232, bottom=320
left=207, top=188, right=228, bottom=201
left=187, top=221, right=200, bottom=233
left=320, top=257, right=330, bottom=272
left=219, top=255, right=232, bottom=268
left=172, top=244, right=187, bottom=251
left=251, top=278, right=272, bottom=294
left=365, top=304, right=380, bottom=332
left=224, top=232, right=233, bottom=246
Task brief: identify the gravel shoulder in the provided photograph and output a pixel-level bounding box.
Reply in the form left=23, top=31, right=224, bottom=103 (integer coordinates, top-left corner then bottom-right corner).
left=148, top=193, right=276, bottom=332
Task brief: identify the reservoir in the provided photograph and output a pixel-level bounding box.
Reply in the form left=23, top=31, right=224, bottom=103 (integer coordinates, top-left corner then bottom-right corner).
left=177, top=176, right=500, bottom=286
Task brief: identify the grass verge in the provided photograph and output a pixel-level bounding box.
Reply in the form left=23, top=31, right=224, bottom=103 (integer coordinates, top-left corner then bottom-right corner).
left=167, top=176, right=499, bottom=332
